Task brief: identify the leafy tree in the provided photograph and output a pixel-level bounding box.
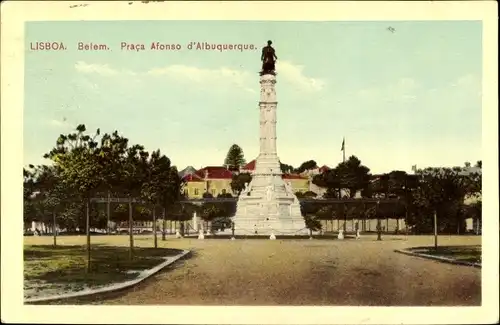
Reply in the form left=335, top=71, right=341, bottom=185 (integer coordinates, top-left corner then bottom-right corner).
left=313, top=156, right=371, bottom=198
left=303, top=191, right=317, bottom=198
left=224, top=144, right=246, bottom=171
left=202, top=192, right=214, bottom=199
left=141, top=150, right=179, bottom=247
left=410, top=167, right=473, bottom=235
left=217, top=192, right=236, bottom=217
left=230, top=172, right=252, bottom=195
left=117, top=144, right=150, bottom=259
left=44, top=124, right=104, bottom=271
left=336, top=156, right=371, bottom=198
left=295, top=160, right=317, bottom=174
left=280, top=162, right=295, bottom=174
left=313, top=169, right=341, bottom=198
left=30, top=164, right=68, bottom=245
left=360, top=182, right=374, bottom=198
left=23, top=166, right=38, bottom=230
left=304, top=214, right=322, bottom=236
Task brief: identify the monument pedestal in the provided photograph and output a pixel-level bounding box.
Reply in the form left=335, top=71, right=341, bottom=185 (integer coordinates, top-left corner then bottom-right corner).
left=232, top=73, right=308, bottom=236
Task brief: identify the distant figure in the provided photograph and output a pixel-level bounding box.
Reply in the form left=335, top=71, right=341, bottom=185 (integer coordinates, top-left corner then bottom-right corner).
left=261, top=40, right=278, bottom=75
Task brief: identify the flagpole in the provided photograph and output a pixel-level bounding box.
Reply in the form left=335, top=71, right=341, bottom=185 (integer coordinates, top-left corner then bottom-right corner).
left=341, top=137, right=346, bottom=163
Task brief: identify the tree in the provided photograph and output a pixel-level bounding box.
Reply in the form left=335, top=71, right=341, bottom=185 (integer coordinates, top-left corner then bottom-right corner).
left=31, top=164, right=68, bottom=246
left=116, top=144, right=150, bottom=259
left=44, top=124, right=104, bottom=272
left=217, top=192, right=236, bottom=217
left=295, top=160, right=317, bottom=174
left=23, top=166, right=38, bottom=231
left=336, top=156, right=371, bottom=198
left=98, top=130, right=130, bottom=233
left=230, top=172, right=252, bottom=195
left=303, top=191, right=317, bottom=198
left=280, top=162, right=294, bottom=174
left=304, top=214, right=322, bottom=236
left=313, top=169, right=341, bottom=198
left=224, top=144, right=246, bottom=171
left=410, top=167, right=473, bottom=235
left=141, top=149, right=179, bottom=247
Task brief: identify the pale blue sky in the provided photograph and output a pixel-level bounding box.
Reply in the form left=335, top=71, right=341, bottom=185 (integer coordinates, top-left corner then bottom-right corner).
left=24, top=20, right=482, bottom=173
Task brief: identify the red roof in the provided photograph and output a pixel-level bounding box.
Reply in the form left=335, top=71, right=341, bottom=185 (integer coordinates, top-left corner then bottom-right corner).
left=194, top=166, right=233, bottom=179
left=319, top=165, right=330, bottom=173
left=283, top=173, right=307, bottom=180
left=242, top=159, right=256, bottom=170
left=182, top=173, right=204, bottom=182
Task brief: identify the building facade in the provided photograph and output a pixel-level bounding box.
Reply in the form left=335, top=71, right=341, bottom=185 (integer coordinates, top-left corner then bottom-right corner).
left=182, top=166, right=234, bottom=198
left=181, top=160, right=323, bottom=198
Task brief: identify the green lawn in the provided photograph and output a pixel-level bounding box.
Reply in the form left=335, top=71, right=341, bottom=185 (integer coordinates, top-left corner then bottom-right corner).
left=24, top=245, right=181, bottom=289
left=410, top=245, right=481, bottom=264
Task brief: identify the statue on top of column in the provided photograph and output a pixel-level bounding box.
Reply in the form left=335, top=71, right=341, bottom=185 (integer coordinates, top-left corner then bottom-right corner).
left=260, top=40, right=277, bottom=76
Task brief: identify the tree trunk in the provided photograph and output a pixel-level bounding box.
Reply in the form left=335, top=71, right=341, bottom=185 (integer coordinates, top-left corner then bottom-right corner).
left=86, top=199, right=91, bottom=273
left=162, top=207, right=167, bottom=241
left=106, top=191, right=111, bottom=234
left=52, top=211, right=57, bottom=247
left=153, top=206, right=157, bottom=248
left=128, top=198, right=134, bottom=261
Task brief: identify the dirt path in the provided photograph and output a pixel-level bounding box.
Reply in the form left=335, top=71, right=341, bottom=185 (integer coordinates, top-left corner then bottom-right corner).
left=75, top=235, right=481, bottom=306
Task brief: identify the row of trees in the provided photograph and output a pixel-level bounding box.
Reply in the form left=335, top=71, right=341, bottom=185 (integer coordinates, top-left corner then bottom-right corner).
left=222, top=143, right=482, bottom=235
left=25, top=134, right=483, bottom=251
left=24, top=125, right=184, bottom=269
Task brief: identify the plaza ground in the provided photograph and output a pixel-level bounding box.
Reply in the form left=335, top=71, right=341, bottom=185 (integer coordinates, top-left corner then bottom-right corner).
left=24, top=234, right=481, bottom=306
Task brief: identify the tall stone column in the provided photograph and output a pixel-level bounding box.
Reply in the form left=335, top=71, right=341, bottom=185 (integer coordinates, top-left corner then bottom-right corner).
left=254, top=74, right=281, bottom=176
left=259, top=75, right=277, bottom=157
left=232, top=71, right=308, bottom=236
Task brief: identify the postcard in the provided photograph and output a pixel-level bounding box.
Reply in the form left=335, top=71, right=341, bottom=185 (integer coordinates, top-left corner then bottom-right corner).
left=1, top=1, right=498, bottom=324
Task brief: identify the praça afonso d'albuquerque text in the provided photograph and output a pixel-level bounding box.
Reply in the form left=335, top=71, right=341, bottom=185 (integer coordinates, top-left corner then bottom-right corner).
left=29, top=42, right=258, bottom=52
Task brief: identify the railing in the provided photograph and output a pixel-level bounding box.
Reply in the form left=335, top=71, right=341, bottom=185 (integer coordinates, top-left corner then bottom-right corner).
left=178, top=197, right=402, bottom=204
left=88, top=197, right=403, bottom=204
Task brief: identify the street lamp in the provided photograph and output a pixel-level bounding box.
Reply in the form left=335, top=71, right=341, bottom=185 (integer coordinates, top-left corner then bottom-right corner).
left=376, top=200, right=382, bottom=241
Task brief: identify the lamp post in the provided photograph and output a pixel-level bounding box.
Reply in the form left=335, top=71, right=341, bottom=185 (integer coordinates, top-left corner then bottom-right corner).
left=376, top=200, right=382, bottom=241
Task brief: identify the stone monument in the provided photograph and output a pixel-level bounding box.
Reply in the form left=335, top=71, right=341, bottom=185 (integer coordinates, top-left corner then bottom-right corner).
left=232, top=41, right=308, bottom=236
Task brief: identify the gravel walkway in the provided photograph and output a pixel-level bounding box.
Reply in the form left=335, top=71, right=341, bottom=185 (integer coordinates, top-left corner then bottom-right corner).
left=82, top=235, right=481, bottom=306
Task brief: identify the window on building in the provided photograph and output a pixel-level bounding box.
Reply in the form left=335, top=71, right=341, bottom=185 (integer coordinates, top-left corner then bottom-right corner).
left=184, top=189, right=189, bottom=196
left=194, top=188, right=199, bottom=195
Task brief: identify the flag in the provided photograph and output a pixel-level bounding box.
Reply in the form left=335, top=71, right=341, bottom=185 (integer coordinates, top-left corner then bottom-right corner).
left=341, top=137, right=345, bottom=151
